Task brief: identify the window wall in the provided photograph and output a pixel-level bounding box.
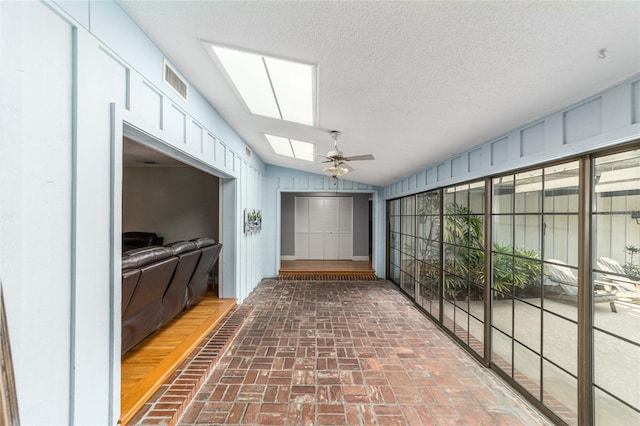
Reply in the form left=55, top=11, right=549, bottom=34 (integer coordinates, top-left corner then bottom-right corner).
left=387, top=144, right=640, bottom=425
left=592, top=149, right=640, bottom=425
left=416, top=190, right=441, bottom=319
left=493, top=161, right=580, bottom=424
left=388, top=199, right=401, bottom=284
left=442, top=182, right=485, bottom=357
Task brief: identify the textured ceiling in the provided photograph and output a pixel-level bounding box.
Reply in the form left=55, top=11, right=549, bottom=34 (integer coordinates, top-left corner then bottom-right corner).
left=117, top=1, right=640, bottom=187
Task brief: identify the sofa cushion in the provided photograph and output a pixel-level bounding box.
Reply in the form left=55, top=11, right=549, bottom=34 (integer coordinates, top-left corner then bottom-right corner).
left=122, top=246, right=173, bottom=270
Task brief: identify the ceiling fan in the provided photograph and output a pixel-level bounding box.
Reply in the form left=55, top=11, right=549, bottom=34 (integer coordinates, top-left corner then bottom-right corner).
left=305, top=131, right=375, bottom=181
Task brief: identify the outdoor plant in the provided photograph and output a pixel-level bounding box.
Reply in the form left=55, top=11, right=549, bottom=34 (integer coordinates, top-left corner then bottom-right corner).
left=623, top=244, right=640, bottom=279
left=491, top=243, right=541, bottom=296
left=442, top=203, right=542, bottom=300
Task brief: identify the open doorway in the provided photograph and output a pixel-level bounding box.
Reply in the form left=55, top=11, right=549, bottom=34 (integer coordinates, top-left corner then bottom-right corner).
left=279, top=191, right=375, bottom=277
left=119, top=135, right=231, bottom=423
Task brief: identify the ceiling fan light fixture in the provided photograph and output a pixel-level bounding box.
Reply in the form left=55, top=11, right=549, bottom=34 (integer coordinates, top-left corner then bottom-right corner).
left=323, top=165, right=350, bottom=178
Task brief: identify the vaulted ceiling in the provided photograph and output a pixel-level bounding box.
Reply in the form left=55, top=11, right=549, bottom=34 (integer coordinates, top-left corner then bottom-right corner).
left=118, top=1, right=640, bottom=187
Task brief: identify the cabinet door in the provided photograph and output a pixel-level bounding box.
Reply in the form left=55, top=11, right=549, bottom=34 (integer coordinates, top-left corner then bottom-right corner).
left=309, top=233, right=324, bottom=259
left=294, top=196, right=354, bottom=260
left=324, top=233, right=340, bottom=259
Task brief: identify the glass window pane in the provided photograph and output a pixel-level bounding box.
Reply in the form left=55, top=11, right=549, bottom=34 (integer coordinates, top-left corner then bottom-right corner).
left=469, top=284, right=485, bottom=321
left=542, top=360, right=577, bottom=425
left=493, top=215, right=513, bottom=247
left=514, top=215, right=542, bottom=253
left=595, top=387, right=640, bottom=425
left=468, top=248, right=485, bottom=286
left=514, top=342, right=541, bottom=399
left=594, top=330, right=640, bottom=416
left=543, top=214, right=579, bottom=264
left=402, top=195, right=415, bottom=215
left=454, top=306, right=469, bottom=343
left=515, top=169, right=543, bottom=213
left=455, top=186, right=469, bottom=210
left=493, top=176, right=514, bottom=214
left=543, top=161, right=579, bottom=214
left=469, top=317, right=484, bottom=354
left=492, top=295, right=513, bottom=336
left=542, top=313, right=577, bottom=376
left=493, top=253, right=514, bottom=296
left=443, top=299, right=455, bottom=331
left=543, top=261, right=579, bottom=319
left=401, top=215, right=415, bottom=236
left=513, top=300, right=541, bottom=352
left=469, top=182, right=485, bottom=213
left=492, top=329, right=513, bottom=374
left=443, top=187, right=456, bottom=210
left=513, top=258, right=542, bottom=303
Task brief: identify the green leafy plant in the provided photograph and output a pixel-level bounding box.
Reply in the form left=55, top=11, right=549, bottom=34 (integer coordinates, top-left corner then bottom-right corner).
left=442, top=203, right=541, bottom=300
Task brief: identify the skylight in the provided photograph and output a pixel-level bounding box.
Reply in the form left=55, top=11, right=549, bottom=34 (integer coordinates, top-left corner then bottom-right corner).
left=264, top=134, right=315, bottom=162
left=210, top=44, right=315, bottom=126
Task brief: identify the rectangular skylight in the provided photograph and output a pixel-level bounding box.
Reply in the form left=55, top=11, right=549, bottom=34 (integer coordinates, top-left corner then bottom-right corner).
left=290, top=139, right=315, bottom=162
left=264, top=134, right=315, bottom=162
left=210, top=44, right=316, bottom=126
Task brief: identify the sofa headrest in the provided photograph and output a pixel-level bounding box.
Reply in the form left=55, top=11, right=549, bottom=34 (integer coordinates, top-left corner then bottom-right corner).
left=165, top=240, right=197, bottom=256
left=191, top=237, right=217, bottom=249
left=123, top=231, right=158, bottom=245
left=122, top=246, right=173, bottom=269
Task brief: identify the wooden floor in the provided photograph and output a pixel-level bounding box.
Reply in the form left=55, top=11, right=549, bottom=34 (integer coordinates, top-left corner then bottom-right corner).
left=120, top=293, right=236, bottom=425
left=279, top=259, right=374, bottom=275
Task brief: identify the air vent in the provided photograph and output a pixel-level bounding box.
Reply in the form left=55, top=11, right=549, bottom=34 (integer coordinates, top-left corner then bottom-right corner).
left=163, top=59, right=188, bottom=101
left=245, top=146, right=252, bottom=158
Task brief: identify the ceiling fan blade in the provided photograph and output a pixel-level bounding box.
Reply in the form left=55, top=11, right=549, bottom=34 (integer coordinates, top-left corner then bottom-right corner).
left=303, top=159, right=332, bottom=166
left=344, top=154, right=375, bottom=161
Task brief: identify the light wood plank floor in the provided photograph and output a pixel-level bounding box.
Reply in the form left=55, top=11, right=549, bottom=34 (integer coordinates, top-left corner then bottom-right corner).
left=279, top=259, right=374, bottom=274
left=120, top=294, right=236, bottom=425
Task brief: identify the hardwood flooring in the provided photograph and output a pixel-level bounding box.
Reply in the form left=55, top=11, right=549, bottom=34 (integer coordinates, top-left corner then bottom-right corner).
left=120, top=293, right=236, bottom=425
left=279, top=259, right=374, bottom=275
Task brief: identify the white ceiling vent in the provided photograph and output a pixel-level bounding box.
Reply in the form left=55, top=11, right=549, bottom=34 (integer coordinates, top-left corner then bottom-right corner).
left=163, top=59, right=188, bottom=101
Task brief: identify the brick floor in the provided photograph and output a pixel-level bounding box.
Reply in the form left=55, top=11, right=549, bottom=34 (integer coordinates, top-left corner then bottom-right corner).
left=179, top=279, right=552, bottom=425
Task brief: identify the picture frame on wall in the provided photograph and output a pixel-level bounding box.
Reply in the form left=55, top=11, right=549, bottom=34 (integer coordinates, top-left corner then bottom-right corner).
left=244, top=208, right=262, bottom=233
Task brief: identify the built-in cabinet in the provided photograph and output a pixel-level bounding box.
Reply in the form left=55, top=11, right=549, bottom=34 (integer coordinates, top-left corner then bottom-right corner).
left=295, top=197, right=353, bottom=260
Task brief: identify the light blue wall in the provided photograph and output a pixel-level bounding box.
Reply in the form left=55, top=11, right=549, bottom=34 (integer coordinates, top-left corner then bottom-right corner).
left=280, top=192, right=371, bottom=257
left=383, top=78, right=640, bottom=199
left=262, top=165, right=384, bottom=277
left=1, top=1, right=266, bottom=424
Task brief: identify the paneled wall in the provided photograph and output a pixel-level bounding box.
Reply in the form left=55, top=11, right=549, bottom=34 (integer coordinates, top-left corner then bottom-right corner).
left=384, top=78, right=640, bottom=200
left=262, top=165, right=383, bottom=277
left=0, top=1, right=265, bottom=424
left=280, top=192, right=371, bottom=259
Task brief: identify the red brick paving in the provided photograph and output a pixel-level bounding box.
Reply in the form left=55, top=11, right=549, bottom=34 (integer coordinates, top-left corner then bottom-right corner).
left=178, top=279, right=552, bottom=425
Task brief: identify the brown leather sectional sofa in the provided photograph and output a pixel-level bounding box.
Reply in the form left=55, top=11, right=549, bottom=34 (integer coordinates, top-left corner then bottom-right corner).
left=121, top=237, right=222, bottom=354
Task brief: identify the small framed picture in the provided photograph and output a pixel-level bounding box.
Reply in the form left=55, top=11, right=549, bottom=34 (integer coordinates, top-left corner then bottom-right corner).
left=244, top=208, right=262, bottom=233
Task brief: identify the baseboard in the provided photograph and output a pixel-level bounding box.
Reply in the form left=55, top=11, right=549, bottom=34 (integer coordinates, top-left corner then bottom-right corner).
left=281, top=255, right=296, bottom=261
left=352, top=256, right=370, bottom=261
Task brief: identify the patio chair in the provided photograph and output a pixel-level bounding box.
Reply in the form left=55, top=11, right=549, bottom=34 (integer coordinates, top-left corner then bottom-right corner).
left=543, top=259, right=618, bottom=312
left=596, top=257, right=640, bottom=296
